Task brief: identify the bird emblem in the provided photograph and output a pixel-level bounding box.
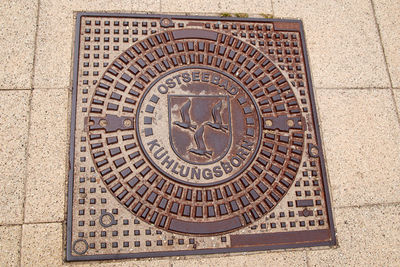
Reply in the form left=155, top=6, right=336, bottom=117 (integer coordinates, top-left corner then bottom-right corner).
left=206, top=100, right=228, bottom=132
left=189, top=125, right=212, bottom=158
left=173, top=100, right=197, bottom=132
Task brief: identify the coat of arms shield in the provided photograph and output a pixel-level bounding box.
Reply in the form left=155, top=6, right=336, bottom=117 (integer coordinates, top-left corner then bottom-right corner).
left=168, top=95, right=232, bottom=165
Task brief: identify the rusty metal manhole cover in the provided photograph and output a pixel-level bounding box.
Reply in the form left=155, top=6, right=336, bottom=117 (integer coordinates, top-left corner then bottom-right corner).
left=67, top=13, right=335, bottom=261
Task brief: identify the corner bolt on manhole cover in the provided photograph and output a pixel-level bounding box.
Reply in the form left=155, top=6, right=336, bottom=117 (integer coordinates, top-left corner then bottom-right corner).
left=66, top=13, right=335, bottom=261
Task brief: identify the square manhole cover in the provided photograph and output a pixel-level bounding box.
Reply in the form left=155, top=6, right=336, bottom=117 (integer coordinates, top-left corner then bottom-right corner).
left=67, top=13, right=335, bottom=261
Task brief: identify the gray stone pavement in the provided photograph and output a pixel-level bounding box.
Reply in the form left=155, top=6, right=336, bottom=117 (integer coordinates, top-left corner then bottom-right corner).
left=0, top=0, right=399, bottom=266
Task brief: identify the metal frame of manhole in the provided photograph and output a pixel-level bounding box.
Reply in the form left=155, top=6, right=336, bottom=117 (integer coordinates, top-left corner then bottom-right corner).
left=66, top=12, right=336, bottom=261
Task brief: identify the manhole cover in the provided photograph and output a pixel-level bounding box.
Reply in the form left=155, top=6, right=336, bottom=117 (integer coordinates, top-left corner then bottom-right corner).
left=67, top=13, right=335, bottom=261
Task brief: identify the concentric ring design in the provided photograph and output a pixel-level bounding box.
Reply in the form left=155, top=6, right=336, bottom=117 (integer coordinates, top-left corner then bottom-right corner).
left=87, top=29, right=305, bottom=235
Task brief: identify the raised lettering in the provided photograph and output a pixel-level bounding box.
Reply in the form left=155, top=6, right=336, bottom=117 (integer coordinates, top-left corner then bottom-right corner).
left=157, top=84, right=168, bottom=94
left=161, top=155, right=174, bottom=169
left=166, top=78, right=176, bottom=88
left=236, top=148, right=249, bottom=160
left=179, top=165, right=190, bottom=177
left=191, top=167, right=201, bottom=179
left=147, top=139, right=160, bottom=152
left=171, top=162, right=179, bottom=174
left=230, top=156, right=242, bottom=167
left=154, top=147, right=167, bottom=160
left=227, top=84, right=238, bottom=95
left=242, top=139, right=254, bottom=151
left=182, top=72, right=191, bottom=82
left=221, top=161, right=232, bottom=174
left=211, top=74, right=220, bottom=85
left=172, top=74, right=182, bottom=85
left=218, top=79, right=228, bottom=90
left=192, top=71, right=200, bottom=81
left=213, top=166, right=223, bottom=177
left=202, top=168, right=213, bottom=179
left=201, top=72, right=210, bottom=82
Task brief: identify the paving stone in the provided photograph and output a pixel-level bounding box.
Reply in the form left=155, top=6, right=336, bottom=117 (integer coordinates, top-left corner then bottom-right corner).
left=24, top=89, right=69, bottom=223
left=273, top=0, right=390, bottom=89
left=161, top=0, right=270, bottom=14
left=316, top=89, right=400, bottom=207
left=169, top=251, right=307, bottom=267
left=133, top=0, right=161, bottom=12
left=73, top=251, right=305, bottom=266
left=73, top=258, right=171, bottom=267
left=0, top=0, right=38, bottom=89
left=21, top=223, right=62, bottom=267
left=243, top=0, right=274, bottom=14
left=0, top=226, right=21, bottom=267
left=0, top=90, right=30, bottom=224
left=373, top=0, right=400, bottom=87
left=34, top=0, right=152, bottom=89
left=309, top=205, right=400, bottom=266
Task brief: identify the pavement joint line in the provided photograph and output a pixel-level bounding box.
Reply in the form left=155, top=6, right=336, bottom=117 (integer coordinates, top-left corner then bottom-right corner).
left=62, top=91, right=74, bottom=265
left=69, top=12, right=80, bottom=92
left=20, top=89, right=33, bottom=267
left=334, top=201, right=400, bottom=210
left=61, top=215, right=67, bottom=264
left=30, top=0, right=41, bottom=90
left=0, top=88, right=32, bottom=91
left=369, top=0, right=400, bottom=127
left=0, top=221, right=65, bottom=227
left=36, top=87, right=71, bottom=91
left=20, top=3, right=40, bottom=266
left=0, top=224, right=23, bottom=228
left=369, top=0, right=394, bottom=88
left=31, top=87, right=71, bottom=91
left=391, top=90, right=400, bottom=126
left=316, top=87, right=393, bottom=90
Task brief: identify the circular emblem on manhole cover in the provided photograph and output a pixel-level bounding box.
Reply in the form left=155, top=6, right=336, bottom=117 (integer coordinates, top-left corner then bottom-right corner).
left=136, top=66, right=262, bottom=186
left=87, top=29, right=305, bottom=235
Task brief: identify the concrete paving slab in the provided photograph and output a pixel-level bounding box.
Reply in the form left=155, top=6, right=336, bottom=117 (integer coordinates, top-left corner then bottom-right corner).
left=34, top=0, right=157, bottom=89
left=309, top=204, right=400, bottom=266
left=243, top=0, right=274, bottom=14
left=0, top=0, right=38, bottom=89
left=373, top=0, right=400, bottom=88
left=21, top=223, right=62, bottom=267
left=24, top=89, right=69, bottom=223
left=167, top=251, right=307, bottom=267
left=273, top=0, right=390, bottom=89
left=0, top=225, right=21, bottom=267
left=133, top=0, right=161, bottom=12
left=0, top=90, right=30, bottom=224
left=73, top=259, right=171, bottom=267
left=316, top=89, right=400, bottom=207
left=160, top=0, right=272, bottom=14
